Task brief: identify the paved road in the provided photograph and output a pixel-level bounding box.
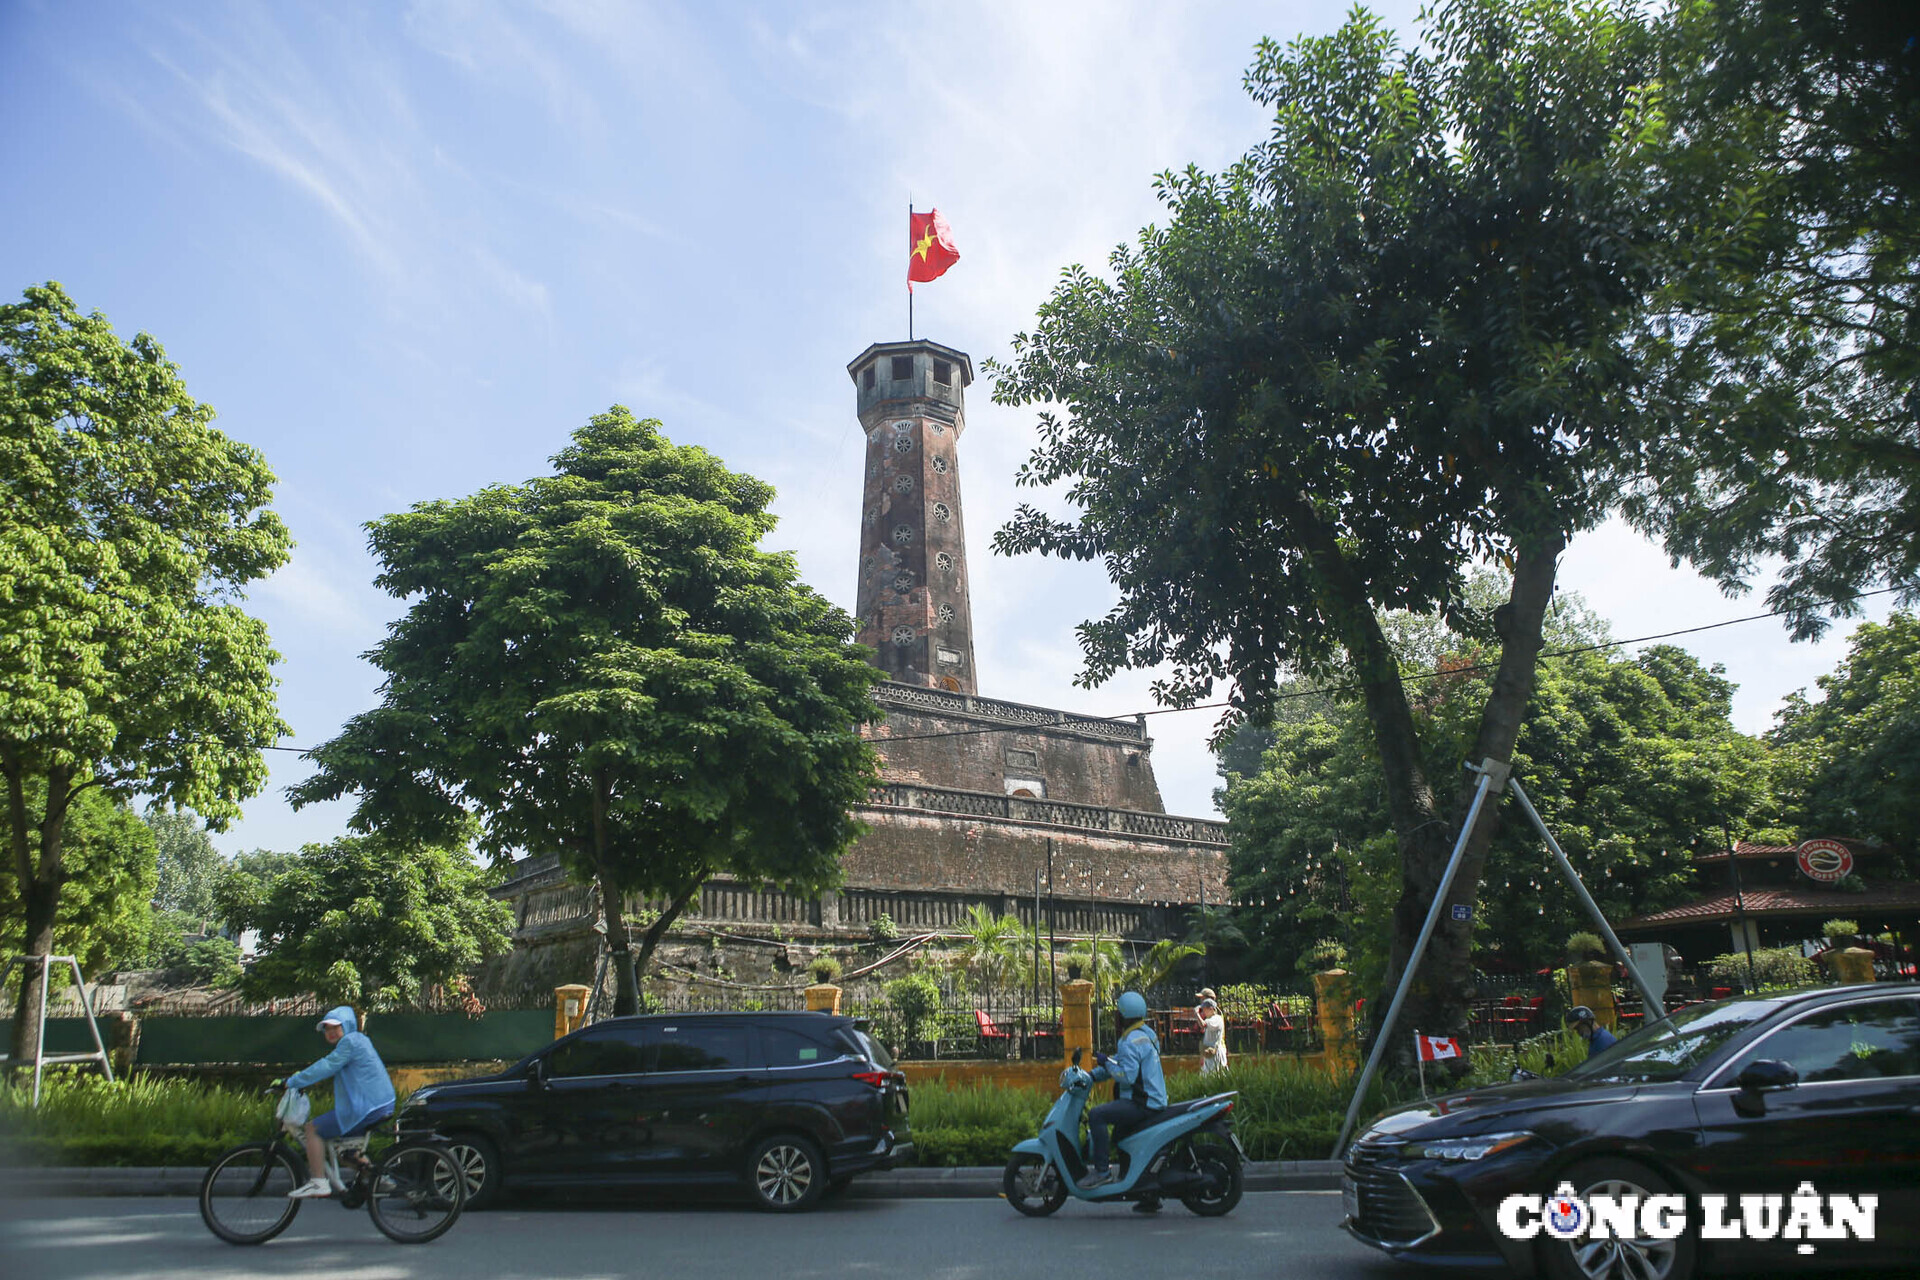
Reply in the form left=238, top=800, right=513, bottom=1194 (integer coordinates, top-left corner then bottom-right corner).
left=2, top=1189, right=1450, bottom=1280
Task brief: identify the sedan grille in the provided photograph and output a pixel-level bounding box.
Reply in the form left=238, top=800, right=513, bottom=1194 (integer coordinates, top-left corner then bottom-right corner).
left=1346, top=1162, right=1440, bottom=1248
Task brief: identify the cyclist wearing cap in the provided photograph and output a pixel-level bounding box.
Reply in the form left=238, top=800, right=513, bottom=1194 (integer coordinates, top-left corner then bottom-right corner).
left=1565, top=1005, right=1617, bottom=1059
left=1082, top=990, right=1166, bottom=1191
left=283, top=1006, right=396, bottom=1198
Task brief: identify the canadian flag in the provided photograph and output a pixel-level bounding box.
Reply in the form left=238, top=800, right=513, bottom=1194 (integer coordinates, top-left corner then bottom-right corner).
left=1416, top=1034, right=1464, bottom=1062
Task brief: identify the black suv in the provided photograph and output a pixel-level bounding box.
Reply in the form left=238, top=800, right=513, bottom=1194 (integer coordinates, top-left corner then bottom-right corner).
left=398, top=1011, right=912, bottom=1212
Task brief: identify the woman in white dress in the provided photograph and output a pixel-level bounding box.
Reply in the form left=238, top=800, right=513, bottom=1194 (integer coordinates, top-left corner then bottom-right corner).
left=1197, top=994, right=1227, bottom=1074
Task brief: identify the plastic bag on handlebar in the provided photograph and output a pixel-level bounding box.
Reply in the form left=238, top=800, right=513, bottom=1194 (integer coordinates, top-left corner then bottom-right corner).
left=275, top=1087, right=310, bottom=1131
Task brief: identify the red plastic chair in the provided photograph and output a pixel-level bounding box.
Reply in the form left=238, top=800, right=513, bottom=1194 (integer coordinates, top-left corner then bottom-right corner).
left=974, top=1009, right=1012, bottom=1056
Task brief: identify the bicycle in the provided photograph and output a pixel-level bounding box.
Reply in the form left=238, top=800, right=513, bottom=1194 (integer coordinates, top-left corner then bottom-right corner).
left=199, top=1086, right=465, bottom=1245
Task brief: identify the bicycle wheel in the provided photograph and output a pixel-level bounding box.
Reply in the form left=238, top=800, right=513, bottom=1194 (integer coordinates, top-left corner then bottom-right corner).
left=199, top=1142, right=303, bottom=1245
left=367, top=1141, right=465, bottom=1243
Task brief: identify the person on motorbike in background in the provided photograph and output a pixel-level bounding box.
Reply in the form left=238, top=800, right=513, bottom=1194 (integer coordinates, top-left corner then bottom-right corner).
left=1083, top=990, right=1166, bottom=1197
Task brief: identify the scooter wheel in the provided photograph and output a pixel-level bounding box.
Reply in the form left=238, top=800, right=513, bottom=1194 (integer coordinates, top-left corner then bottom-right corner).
left=1180, top=1138, right=1243, bottom=1217
left=1003, top=1153, right=1068, bottom=1217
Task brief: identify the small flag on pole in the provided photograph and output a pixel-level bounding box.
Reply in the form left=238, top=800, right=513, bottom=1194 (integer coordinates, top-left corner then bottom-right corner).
left=1416, top=1033, right=1464, bottom=1062
left=909, top=207, right=960, bottom=287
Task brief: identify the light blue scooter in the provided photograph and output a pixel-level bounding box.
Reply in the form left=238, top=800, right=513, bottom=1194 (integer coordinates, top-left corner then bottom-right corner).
left=1003, top=1047, right=1246, bottom=1216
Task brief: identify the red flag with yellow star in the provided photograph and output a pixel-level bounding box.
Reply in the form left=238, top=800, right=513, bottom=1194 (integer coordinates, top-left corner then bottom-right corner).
left=908, top=208, right=960, bottom=286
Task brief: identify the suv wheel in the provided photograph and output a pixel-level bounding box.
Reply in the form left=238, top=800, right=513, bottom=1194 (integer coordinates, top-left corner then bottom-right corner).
left=747, top=1134, right=825, bottom=1212
left=441, top=1133, right=501, bottom=1210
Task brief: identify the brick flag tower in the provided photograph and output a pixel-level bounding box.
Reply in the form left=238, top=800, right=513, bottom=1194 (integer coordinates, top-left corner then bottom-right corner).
left=847, top=339, right=978, bottom=693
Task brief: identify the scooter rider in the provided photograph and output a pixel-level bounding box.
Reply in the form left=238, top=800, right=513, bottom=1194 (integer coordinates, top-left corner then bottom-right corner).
left=1082, top=990, right=1166, bottom=1189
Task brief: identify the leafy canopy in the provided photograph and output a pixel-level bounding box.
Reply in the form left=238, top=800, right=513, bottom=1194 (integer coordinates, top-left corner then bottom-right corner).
left=291, top=408, right=882, bottom=1007
left=224, top=831, right=511, bottom=1012
left=0, top=282, right=290, bottom=812
left=1769, top=612, right=1920, bottom=868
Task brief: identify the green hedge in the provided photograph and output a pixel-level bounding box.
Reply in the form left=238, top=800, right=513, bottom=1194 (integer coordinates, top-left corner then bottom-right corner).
left=3, top=1055, right=1414, bottom=1168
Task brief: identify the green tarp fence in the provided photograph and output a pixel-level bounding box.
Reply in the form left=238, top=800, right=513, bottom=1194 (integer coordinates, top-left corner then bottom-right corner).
left=1, top=1009, right=555, bottom=1066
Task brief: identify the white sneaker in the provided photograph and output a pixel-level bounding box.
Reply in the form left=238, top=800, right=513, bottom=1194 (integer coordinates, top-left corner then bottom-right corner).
left=287, top=1178, right=332, bottom=1199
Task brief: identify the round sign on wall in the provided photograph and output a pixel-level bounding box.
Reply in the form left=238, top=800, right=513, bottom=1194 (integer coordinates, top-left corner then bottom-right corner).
left=1795, top=838, right=1854, bottom=884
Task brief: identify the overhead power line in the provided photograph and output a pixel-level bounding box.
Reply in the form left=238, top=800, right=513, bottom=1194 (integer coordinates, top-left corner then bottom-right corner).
left=255, top=584, right=1901, bottom=756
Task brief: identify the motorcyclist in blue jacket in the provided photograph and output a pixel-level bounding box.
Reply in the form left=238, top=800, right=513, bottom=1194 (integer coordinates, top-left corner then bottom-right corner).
left=1083, top=990, right=1166, bottom=1190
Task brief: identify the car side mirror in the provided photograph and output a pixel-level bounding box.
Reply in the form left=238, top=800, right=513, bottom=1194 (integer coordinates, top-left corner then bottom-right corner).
left=1735, top=1059, right=1798, bottom=1092
left=527, top=1058, right=549, bottom=1090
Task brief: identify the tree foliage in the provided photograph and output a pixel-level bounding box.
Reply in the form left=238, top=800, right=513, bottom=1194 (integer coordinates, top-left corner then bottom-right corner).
left=1769, top=612, right=1920, bottom=868
left=291, top=409, right=882, bottom=1014
left=1626, top=1, right=1920, bottom=632
left=0, top=787, right=155, bottom=974
left=991, top=0, right=1678, bottom=1046
left=1226, top=605, right=1769, bottom=992
left=1, top=283, right=287, bottom=1052
left=146, top=811, right=224, bottom=921
left=224, top=832, right=511, bottom=1012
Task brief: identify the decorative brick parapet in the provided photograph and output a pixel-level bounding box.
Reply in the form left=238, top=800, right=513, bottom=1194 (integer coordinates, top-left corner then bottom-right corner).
left=874, top=681, right=1149, bottom=743
left=862, top=782, right=1229, bottom=846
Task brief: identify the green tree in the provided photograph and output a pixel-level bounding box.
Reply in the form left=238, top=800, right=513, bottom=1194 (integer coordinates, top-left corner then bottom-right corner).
left=1627, top=1, right=1920, bottom=631
left=952, top=905, right=1034, bottom=996
left=225, top=831, right=511, bottom=1011
left=1769, top=613, right=1920, bottom=867
left=0, top=787, right=156, bottom=975
left=291, top=409, right=882, bottom=1014
left=1, top=283, right=288, bottom=1056
left=146, top=811, right=223, bottom=921
left=991, top=1, right=1676, bottom=1044
left=1227, top=622, right=1767, bottom=992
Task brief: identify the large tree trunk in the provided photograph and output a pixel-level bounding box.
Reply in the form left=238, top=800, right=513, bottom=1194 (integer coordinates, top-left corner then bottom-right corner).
left=632, top=877, right=703, bottom=986
left=1382, top=537, right=1565, bottom=1069
left=7, top=766, right=76, bottom=1065
left=599, top=868, right=643, bottom=1016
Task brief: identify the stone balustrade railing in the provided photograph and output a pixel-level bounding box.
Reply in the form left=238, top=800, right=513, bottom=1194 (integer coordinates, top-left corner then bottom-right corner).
left=861, top=782, right=1230, bottom=845
left=874, top=682, right=1150, bottom=742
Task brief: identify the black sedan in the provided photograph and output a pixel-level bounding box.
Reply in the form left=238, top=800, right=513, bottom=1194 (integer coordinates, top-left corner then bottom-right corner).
left=397, top=1011, right=912, bottom=1211
left=1343, top=983, right=1920, bottom=1279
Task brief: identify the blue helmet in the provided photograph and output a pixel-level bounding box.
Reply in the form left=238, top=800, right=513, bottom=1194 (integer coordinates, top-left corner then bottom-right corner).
left=1117, top=990, right=1148, bottom=1022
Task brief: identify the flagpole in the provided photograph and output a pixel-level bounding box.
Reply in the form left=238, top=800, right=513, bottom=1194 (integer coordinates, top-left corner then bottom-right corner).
left=1415, top=1031, right=1428, bottom=1098
left=908, top=202, right=914, bottom=341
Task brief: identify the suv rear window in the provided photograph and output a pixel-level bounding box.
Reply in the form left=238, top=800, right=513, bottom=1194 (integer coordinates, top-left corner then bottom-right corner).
left=649, top=1023, right=749, bottom=1072
left=760, top=1025, right=835, bottom=1067
left=841, top=1027, right=893, bottom=1069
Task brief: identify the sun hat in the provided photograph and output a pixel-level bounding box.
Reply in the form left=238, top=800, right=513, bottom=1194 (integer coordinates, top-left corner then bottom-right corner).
left=1196, top=988, right=1217, bottom=1002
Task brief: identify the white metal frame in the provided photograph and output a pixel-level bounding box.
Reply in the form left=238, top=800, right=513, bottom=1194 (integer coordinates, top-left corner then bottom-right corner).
left=0, top=954, right=115, bottom=1105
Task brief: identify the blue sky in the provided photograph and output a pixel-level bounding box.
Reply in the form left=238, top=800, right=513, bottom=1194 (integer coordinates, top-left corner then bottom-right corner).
left=2, top=1, right=1889, bottom=857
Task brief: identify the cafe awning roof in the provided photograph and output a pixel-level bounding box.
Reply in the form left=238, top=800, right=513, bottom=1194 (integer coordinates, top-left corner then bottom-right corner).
left=1618, top=881, right=1920, bottom=932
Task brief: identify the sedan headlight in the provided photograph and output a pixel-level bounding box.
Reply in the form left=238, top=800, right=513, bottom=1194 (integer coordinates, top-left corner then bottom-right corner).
left=403, top=1087, right=439, bottom=1109
left=1405, top=1130, right=1537, bottom=1161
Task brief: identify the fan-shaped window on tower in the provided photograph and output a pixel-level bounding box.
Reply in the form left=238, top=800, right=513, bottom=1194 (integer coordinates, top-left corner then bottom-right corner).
left=935, top=551, right=954, bottom=573
left=865, top=507, right=878, bottom=526
left=938, top=603, right=955, bottom=624
left=932, top=456, right=949, bottom=474
left=892, top=573, right=914, bottom=592
left=891, top=625, right=916, bottom=647
left=932, top=502, right=951, bottom=523
left=892, top=524, right=914, bottom=546
left=893, top=475, right=913, bottom=494
left=893, top=436, right=912, bottom=454
left=929, top=421, right=946, bottom=435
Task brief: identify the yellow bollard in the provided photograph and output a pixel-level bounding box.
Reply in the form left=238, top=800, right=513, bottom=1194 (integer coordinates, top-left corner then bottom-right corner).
left=804, top=983, right=843, bottom=1015
left=1059, top=979, right=1095, bottom=1065
left=1567, top=962, right=1618, bottom=1030
left=1313, top=969, right=1359, bottom=1075
left=554, top=984, right=592, bottom=1040
left=1829, top=948, right=1875, bottom=985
